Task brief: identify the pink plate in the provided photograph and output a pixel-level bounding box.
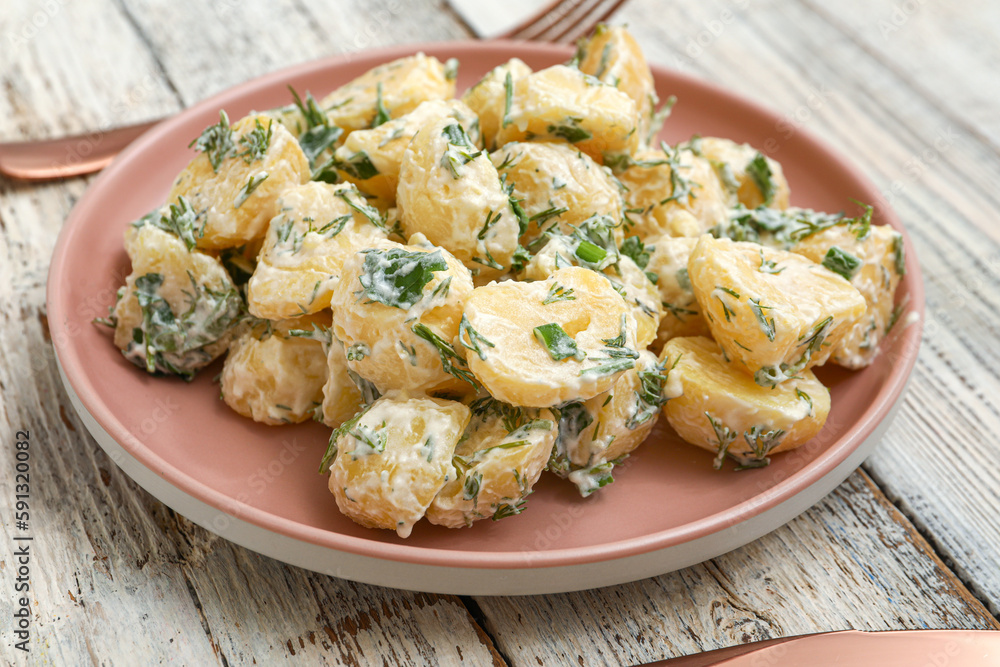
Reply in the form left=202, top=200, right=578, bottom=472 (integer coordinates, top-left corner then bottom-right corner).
left=48, top=41, right=924, bottom=595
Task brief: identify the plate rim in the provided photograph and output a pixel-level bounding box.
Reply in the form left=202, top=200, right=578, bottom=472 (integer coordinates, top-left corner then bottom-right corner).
left=57, top=353, right=907, bottom=594
left=47, top=39, right=926, bottom=573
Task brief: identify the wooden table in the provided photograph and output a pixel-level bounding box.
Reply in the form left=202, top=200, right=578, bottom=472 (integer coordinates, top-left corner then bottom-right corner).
left=2, top=1, right=999, bottom=664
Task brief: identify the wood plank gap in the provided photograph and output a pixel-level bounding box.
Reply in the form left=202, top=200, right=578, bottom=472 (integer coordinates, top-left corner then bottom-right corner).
left=861, top=463, right=1000, bottom=620
left=434, top=0, right=480, bottom=40
left=458, top=596, right=514, bottom=667
left=796, top=0, right=1000, bottom=160
left=181, top=567, right=229, bottom=665
left=112, top=0, right=186, bottom=108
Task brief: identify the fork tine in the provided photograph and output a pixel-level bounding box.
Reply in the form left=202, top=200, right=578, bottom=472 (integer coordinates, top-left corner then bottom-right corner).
left=547, top=0, right=629, bottom=44
left=497, top=0, right=575, bottom=41
left=523, top=0, right=600, bottom=42
left=498, top=0, right=629, bottom=44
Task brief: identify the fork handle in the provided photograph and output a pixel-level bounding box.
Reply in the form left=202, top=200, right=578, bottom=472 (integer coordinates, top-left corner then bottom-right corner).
left=0, top=119, right=160, bottom=181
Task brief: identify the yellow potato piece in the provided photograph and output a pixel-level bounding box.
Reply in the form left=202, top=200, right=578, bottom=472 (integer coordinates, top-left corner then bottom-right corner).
left=332, top=99, right=481, bottom=202
left=220, top=314, right=329, bottom=425
left=247, top=182, right=388, bottom=320
left=326, top=394, right=470, bottom=537
left=168, top=113, right=310, bottom=250
left=461, top=58, right=533, bottom=151
left=790, top=222, right=905, bottom=368
left=320, top=53, right=456, bottom=136
left=111, top=221, right=242, bottom=378
left=550, top=350, right=666, bottom=496
left=688, top=235, right=867, bottom=387
left=694, top=136, right=790, bottom=210
left=321, top=337, right=379, bottom=429
left=426, top=400, right=556, bottom=528
left=661, top=336, right=830, bottom=469
left=463, top=266, right=638, bottom=407
left=397, top=115, right=520, bottom=280
left=524, top=237, right=661, bottom=349
left=329, top=240, right=475, bottom=395
left=643, top=234, right=711, bottom=349
left=576, top=25, right=660, bottom=145
left=494, top=64, right=639, bottom=163
left=617, top=145, right=729, bottom=239
left=491, top=140, right=624, bottom=243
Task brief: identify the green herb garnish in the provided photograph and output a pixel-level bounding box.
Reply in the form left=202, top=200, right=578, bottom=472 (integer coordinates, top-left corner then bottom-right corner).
left=189, top=110, right=236, bottom=172
left=747, top=152, right=776, bottom=206
left=440, top=123, right=482, bottom=178
left=892, top=233, right=906, bottom=276
left=234, top=171, right=268, bottom=208
left=458, top=314, right=495, bottom=361
left=822, top=246, right=862, bottom=281
left=136, top=196, right=203, bottom=251
left=706, top=412, right=737, bottom=470
left=372, top=82, right=390, bottom=128
left=620, top=235, right=651, bottom=270
left=548, top=118, right=592, bottom=143
left=533, top=323, right=584, bottom=361
left=235, top=118, right=273, bottom=164
left=412, top=323, right=480, bottom=388
left=329, top=151, right=379, bottom=181
left=501, top=71, right=514, bottom=129
left=748, top=297, right=776, bottom=341
left=357, top=247, right=448, bottom=310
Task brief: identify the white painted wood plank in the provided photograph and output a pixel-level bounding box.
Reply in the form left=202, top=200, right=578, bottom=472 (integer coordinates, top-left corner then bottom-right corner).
left=616, top=0, right=1000, bottom=614
left=802, top=0, right=1000, bottom=150
left=472, top=472, right=999, bottom=665
left=116, top=0, right=473, bottom=107
left=1, top=1, right=998, bottom=664
left=0, top=1, right=180, bottom=141
left=0, top=3, right=499, bottom=664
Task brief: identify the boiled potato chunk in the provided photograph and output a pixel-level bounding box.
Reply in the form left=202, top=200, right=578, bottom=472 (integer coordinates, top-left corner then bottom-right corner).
left=524, top=237, right=661, bottom=349
left=688, top=235, right=867, bottom=387
left=329, top=240, right=475, bottom=395
left=461, top=58, right=533, bottom=151
left=494, top=64, right=639, bottom=163
left=694, top=137, right=790, bottom=210
left=330, top=99, right=481, bottom=202
left=220, top=314, right=329, bottom=425
left=319, top=53, right=457, bottom=136
left=397, top=115, right=520, bottom=280
left=491, top=140, right=624, bottom=243
left=325, top=394, right=470, bottom=537
left=661, top=336, right=830, bottom=468
left=247, top=182, right=388, bottom=320
left=462, top=266, right=638, bottom=407
left=426, top=400, right=556, bottom=527
left=321, top=337, right=379, bottom=429
left=576, top=25, right=660, bottom=145
left=643, top=234, right=711, bottom=349
left=551, top=350, right=667, bottom=496
left=617, top=145, right=730, bottom=238
left=790, top=221, right=905, bottom=368
left=168, top=113, right=310, bottom=250
left=110, top=221, right=243, bottom=379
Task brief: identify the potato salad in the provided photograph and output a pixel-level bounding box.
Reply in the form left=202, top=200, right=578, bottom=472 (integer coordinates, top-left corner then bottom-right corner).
left=96, top=26, right=906, bottom=537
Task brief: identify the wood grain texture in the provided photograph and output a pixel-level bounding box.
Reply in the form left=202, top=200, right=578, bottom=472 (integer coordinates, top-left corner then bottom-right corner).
left=0, top=2, right=180, bottom=141
left=0, top=3, right=497, bottom=665
left=471, top=472, right=998, bottom=665
left=1, top=0, right=999, bottom=664
left=0, top=178, right=503, bottom=666
left=617, top=0, right=1000, bottom=615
